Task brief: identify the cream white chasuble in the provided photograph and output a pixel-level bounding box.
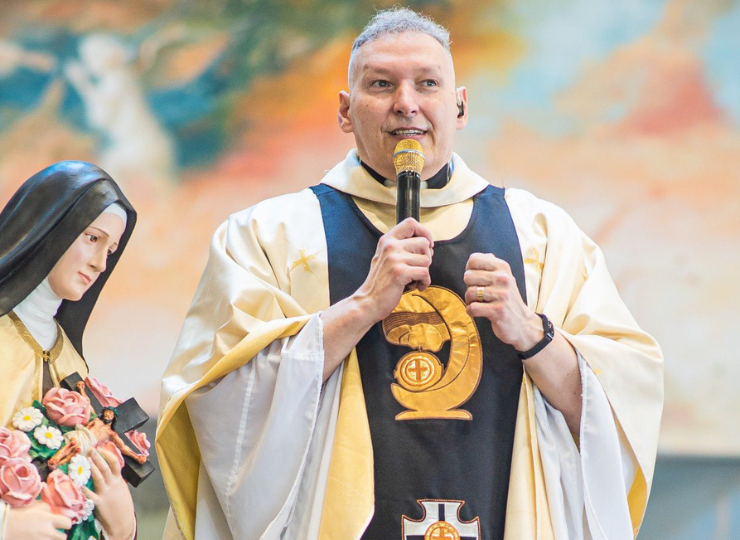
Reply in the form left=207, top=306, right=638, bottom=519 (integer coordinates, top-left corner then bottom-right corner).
left=158, top=150, right=663, bottom=540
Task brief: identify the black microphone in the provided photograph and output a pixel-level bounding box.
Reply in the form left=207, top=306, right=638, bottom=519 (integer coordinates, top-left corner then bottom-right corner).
left=393, top=139, right=425, bottom=224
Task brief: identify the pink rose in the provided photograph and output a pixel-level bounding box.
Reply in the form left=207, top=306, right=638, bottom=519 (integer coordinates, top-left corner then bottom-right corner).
left=96, top=440, right=124, bottom=469
left=84, top=376, right=122, bottom=408
left=42, top=387, right=91, bottom=428
left=41, top=470, right=87, bottom=523
left=125, top=430, right=150, bottom=459
left=0, top=428, right=31, bottom=462
left=0, top=457, right=42, bottom=507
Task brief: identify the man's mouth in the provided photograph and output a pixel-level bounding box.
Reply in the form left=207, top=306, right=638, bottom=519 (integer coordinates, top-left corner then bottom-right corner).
left=390, top=128, right=426, bottom=136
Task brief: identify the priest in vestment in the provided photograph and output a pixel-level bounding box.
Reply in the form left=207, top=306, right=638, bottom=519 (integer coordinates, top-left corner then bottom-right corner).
left=158, top=8, right=663, bottom=540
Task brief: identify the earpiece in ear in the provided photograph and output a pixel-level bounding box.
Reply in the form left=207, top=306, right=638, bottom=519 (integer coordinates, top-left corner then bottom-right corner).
left=456, top=88, right=464, bottom=118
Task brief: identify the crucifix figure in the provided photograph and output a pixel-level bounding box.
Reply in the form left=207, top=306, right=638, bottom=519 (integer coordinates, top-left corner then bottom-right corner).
left=57, top=372, right=155, bottom=487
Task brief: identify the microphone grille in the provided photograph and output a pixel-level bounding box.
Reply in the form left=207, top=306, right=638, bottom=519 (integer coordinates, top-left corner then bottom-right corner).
left=393, top=139, right=425, bottom=176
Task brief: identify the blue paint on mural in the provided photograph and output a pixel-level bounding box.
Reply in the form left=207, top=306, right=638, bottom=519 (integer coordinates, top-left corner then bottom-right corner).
left=703, top=2, right=740, bottom=126
left=499, top=0, right=667, bottom=134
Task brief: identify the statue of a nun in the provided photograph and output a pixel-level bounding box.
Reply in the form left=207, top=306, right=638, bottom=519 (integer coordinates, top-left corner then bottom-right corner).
left=0, top=161, right=138, bottom=540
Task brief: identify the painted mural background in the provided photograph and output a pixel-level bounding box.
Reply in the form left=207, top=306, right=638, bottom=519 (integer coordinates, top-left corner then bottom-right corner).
left=0, top=0, right=737, bottom=463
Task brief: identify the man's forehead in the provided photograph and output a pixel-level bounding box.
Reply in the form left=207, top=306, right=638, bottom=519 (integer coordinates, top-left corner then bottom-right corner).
left=351, top=32, right=454, bottom=79
left=361, top=62, right=445, bottom=76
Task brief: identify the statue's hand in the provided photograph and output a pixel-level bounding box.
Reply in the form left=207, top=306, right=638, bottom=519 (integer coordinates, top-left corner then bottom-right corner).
left=83, top=449, right=136, bottom=540
left=6, top=501, right=71, bottom=540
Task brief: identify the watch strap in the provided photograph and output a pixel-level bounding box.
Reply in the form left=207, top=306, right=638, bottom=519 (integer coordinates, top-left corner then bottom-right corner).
left=516, top=313, right=555, bottom=360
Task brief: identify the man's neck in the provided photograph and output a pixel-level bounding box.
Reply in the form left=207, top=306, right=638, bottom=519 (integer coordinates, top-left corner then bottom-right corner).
left=360, top=161, right=451, bottom=190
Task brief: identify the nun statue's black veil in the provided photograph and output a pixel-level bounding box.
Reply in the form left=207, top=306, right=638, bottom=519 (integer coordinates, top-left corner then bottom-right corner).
left=0, top=161, right=136, bottom=356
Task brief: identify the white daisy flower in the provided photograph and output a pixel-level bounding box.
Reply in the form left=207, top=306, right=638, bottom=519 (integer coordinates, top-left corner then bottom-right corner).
left=33, top=425, right=63, bottom=449
left=78, top=497, right=95, bottom=522
left=12, top=407, right=43, bottom=432
left=69, top=455, right=92, bottom=486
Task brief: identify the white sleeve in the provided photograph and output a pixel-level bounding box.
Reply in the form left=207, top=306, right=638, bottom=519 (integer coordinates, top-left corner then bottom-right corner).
left=185, top=314, right=326, bottom=540
left=535, top=353, right=638, bottom=540
left=0, top=500, right=8, bottom=540
left=99, top=520, right=137, bottom=540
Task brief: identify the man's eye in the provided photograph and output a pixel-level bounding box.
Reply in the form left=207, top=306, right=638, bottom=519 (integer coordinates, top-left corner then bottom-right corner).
left=371, top=80, right=391, bottom=88
left=420, top=79, right=439, bottom=87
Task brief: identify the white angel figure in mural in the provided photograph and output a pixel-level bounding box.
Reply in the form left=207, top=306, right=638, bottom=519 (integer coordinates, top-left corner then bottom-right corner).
left=65, top=33, right=176, bottom=196
left=0, top=40, right=55, bottom=76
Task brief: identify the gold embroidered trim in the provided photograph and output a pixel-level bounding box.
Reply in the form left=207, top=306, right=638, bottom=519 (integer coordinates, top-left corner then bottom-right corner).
left=8, top=311, right=64, bottom=362
left=8, top=311, right=65, bottom=401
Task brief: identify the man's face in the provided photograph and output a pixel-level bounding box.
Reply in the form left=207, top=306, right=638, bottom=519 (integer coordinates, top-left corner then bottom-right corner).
left=339, top=31, right=467, bottom=181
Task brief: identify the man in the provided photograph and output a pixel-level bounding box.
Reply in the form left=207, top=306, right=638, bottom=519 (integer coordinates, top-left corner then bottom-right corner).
left=158, top=8, right=663, bottom=540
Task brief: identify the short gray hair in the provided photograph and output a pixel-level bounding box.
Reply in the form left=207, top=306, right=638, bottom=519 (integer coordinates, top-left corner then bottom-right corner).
left=348, top=7, right=451, bottom=83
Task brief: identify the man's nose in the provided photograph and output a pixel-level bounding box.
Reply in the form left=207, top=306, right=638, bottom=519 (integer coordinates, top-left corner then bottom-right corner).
left=393, top=83, right=419, bottom=117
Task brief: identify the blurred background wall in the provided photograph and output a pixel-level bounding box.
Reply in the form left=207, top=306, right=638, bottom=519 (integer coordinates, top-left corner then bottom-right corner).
left=1, top=0, right=738, bottom=538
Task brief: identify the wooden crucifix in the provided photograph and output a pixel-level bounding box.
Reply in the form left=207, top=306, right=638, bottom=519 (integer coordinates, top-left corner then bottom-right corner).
left=61, top=372, right=155, bottom=487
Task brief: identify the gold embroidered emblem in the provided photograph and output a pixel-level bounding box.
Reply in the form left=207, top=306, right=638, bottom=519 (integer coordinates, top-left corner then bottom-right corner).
left=383, top=286, right=482, bottom=421
left=425, top=521, right=460, bottom=540
left=395, top=352, right=442, bottom=391
left=289, top=249, right=317, bottom=273
left=402, top=499, right=480, bottom=540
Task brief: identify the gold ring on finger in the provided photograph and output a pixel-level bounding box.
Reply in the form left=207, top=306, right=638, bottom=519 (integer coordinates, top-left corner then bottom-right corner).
left=476, top=286, right=485, bottom=302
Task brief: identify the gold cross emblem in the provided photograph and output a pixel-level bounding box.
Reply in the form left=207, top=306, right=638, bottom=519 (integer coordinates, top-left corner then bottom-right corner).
left=524, top=248, right=544, bottom=274
left=290, top=249, right=317, bottom=273
left=395, top=352, right=442, bottom=392
left=426, top=522, right=460, bottom=540
left=408, top=358, right=430, bottom=382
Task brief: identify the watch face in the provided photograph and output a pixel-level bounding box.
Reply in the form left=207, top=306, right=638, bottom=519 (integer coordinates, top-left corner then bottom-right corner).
left=539, top=313, right=554, bottom=339
left=544, top=316, right=555, bottom=339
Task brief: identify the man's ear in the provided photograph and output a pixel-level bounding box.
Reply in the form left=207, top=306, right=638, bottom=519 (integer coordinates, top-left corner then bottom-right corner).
left=456, top=86, right=468, bottom=129
left=338, top=90, right=353, bottom=133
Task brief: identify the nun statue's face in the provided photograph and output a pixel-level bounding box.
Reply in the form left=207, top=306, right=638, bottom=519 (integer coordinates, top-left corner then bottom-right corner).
left=47, top=212, right=126, bottom=301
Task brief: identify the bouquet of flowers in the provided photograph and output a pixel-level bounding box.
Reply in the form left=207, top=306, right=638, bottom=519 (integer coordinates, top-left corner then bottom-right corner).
left=0, top=377, right=150, bottom=540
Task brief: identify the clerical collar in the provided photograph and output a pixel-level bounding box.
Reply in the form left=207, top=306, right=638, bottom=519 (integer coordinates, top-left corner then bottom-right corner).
left=361, top=161, right=451, bottom=190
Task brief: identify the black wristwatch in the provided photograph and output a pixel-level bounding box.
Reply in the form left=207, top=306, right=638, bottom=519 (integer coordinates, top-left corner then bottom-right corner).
left=516, top=313, right=555, bottom=360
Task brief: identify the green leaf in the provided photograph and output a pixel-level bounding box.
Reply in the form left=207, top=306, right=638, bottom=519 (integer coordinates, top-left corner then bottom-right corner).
left=67, top=518, right=99, bottom=540
left=29, top=442, right=57, bottom=461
